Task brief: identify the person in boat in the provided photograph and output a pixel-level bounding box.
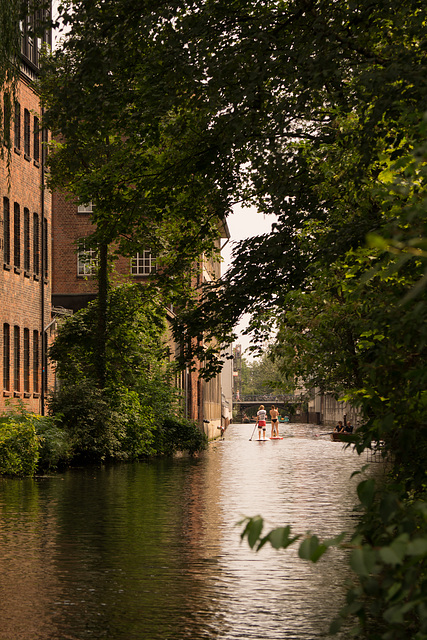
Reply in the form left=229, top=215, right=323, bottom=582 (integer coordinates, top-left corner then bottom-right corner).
left=256, top=405, right=267, bottom=440
left=334, top=421, right=344, bottom=433
left=270, top=405, right=279, bottom=437
left=344, top=421, right=353, bottom=433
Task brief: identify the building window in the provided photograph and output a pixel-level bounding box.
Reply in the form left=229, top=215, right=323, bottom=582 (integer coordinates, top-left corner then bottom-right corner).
left=33, top=330, right=39, bottom=393
left=77, top=202, right=93, bottom=214
left=42, top=128, right=48, bottom=163
left=23, top=328, right=30, bottom=393
left=14, top=102, right=20, bottom=150
left=43, top=217, right=48, bottom=279
left=3, top=197, right=10, bottom=264
left=24, top=109, right=30, bottom=157
left=77, top=238, right=98, bottom=276
left=33, top=212, right=39, bottom=276
left=14, top=202, right=20, bottom=269
left=33, top=116, right=39, bottom=162
left=24, top=208, right=30, bottom=272
left=3, top=94, right=11, bottom=148
left=21, top=6, right=52, bottom=67
left=3, top=324, right=10, bottom=391
left=13, top=326, right=20, bottom=393
left=131, top=249, right=156, bottom=276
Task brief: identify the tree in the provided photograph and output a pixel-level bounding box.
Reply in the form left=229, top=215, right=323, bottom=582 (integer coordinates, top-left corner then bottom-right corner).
left=49, top=283, right=206, bottom=460
left=96, top=2, right=427, bottom=636
left=160, top=0, right=427, bottom=373
left=240, top=355, right=285, bottom=397
left=0, top=0, right=21, bottom=152
left=39, top=0, right=229, bottom=386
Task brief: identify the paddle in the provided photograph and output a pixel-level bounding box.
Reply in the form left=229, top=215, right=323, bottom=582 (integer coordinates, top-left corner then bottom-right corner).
left=315, top=432, right=336, bottom=437
left=249, top=424, right=258, bottom=441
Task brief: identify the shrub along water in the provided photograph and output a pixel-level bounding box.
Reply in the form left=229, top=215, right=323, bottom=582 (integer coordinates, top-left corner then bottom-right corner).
left=47, top=284, right=207, bottom=464
left=0, top=404, right=69, bottom=475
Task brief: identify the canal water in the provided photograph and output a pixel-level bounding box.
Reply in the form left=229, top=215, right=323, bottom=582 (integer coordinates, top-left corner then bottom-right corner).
left=0, top=422, right=380, bottom=640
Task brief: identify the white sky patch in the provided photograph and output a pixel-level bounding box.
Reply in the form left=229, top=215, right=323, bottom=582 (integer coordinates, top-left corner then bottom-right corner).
left=223, top=205, right=277, bottom=360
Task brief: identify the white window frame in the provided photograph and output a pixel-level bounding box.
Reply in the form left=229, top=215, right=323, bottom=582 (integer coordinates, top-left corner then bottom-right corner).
left=77, top=239, right=98, bottom=276
left=131, top=249, right=156, bottom=276
left=77, top=202, right=93, bottom=214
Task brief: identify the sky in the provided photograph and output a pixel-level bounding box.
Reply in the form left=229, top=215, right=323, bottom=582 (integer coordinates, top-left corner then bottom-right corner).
left=221, top=205, right=277, bottom=360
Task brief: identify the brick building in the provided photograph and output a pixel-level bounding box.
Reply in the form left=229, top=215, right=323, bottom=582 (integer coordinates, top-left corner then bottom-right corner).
left=0, top=7, right=53, bottom=414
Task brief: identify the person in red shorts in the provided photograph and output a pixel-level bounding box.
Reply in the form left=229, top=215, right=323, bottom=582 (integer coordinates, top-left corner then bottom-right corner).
left=256, top=405, right=267, bottom=440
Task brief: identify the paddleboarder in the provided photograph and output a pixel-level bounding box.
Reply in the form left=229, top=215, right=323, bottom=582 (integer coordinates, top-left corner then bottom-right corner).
left=256, top=405, right=267, bottom=440
left=270, top=405, right=279, bottom=438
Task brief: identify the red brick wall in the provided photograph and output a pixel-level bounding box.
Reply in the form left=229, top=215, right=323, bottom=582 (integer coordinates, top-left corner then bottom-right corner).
left=0, top=76, right=52, bottom=413
left=51, top=191, right=97, bottom=304
left=52, top=191, right=153, bottom=306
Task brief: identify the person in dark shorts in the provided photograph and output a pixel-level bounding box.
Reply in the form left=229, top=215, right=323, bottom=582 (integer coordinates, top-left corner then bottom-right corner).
left=270, top=405, right=279, bottom=437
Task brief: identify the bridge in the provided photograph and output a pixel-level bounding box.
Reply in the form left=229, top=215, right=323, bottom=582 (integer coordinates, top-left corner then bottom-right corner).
left=233, top=395, right=306, bottom=422
left=233, top=394, right=302, bottom=406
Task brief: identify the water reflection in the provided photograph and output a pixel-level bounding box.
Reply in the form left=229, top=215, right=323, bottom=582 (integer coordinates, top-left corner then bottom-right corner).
left=0, top=423, right=381, bottom=639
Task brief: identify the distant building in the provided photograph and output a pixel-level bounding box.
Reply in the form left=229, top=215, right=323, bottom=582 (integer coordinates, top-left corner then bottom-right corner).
left=307, top=388, right=360, bottom=428
left=221, top=343, right=233, bottom=428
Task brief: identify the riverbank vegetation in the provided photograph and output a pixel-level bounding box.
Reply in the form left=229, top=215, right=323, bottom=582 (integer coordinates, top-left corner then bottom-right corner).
left=36, top=1, right=427, bottom=637
left=47, top=283, right=208, bottom=465
left=0, top=283, right=207, bottom=473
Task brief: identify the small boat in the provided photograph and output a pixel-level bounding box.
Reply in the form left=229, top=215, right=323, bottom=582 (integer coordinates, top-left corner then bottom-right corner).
left=331, top=430, right=353, bottom=441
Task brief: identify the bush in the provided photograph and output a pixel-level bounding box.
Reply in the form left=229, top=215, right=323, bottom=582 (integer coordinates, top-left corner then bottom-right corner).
left=114, top=388, right=156, bottom=459
left=35, top=417, right=72, bottom=471
left=48, top=383, right=158, bottom=462
left=0, top=420, right=39, bottom=476
left=49, top=383, right=124, bottom=462
left=154, top=417, right=208, bottom=456
left=0, top=407, right=71, bottom=475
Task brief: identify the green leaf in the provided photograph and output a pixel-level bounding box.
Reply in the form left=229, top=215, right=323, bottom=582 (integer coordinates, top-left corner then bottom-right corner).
left=241, top=516, right=264, bottom=549
left=357, top=479, right=375, bottom=508
left=379, top=546, right=404, bottom=566
left=383, top=601, right=417, bottom=624
left=350, top=547, right=377, bottom=576
left=299, top=535, right=328, bottom=563
left=406, top=538, right=427, bottom=556
left=329, top=617, right=344, bottom=634
left=266, top=525, right=300, bottom=550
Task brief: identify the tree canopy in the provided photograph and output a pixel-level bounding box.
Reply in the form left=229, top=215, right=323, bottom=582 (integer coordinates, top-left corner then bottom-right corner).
left=40, top=0, right=229, bottom=281
left=162, top=0, right=427, bottom=372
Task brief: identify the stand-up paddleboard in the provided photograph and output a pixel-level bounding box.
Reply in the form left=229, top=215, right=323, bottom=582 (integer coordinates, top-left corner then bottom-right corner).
left=254, top=439, right=268, bottom=442
left=270, top=436, right=284, bottom=440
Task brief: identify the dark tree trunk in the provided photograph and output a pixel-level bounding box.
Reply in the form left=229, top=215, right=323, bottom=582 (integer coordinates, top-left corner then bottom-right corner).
left=96, top=242, right=109, bottom=388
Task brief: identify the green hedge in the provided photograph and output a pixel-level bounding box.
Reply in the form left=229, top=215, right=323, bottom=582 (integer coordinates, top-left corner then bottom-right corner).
left=0, top=420, right=39, bottom=476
